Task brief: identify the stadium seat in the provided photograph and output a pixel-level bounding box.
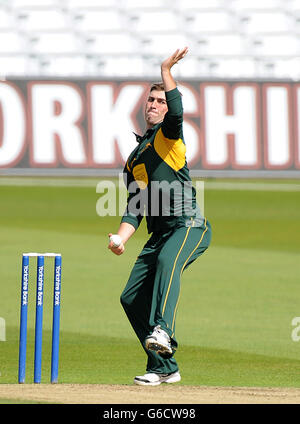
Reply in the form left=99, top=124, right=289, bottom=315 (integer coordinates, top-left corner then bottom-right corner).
left=252, top=35, right=300, bottom=56
left=0, top=8, right=15, bottom=30
left=127, top=10, right=179, bottom=33
left=38, top=55, right=88, bottom=76
left=71, top=9, right=124, bottom=32
left=121, top=0, right=172, bottom=9
left=0, top=31, right=26, bottom=53
left=11, top=0, right=62, bottom=7
left=140, top=33, right=189, bottom=55
left=16, top=9, right=69, bottom=32
left=267, top=58, right=300, bottom=79
left=207, top=58, right=257, bottom=78
left=0, top=55, right=28, bottom=76
left=175, top=56, right=204, bottom=78
left=176, top=0, right=226, bottom=10
left=183, top=11, right=234, bottom=33
left=96, top=55, right=147, bottom=77
left=28, top=31, right=81, bottom=54
left=195, top=34, right=245, bottom=56
left=239, top=11, right=292, bottom=34
left=230, top=0, right=283, bottom=11
left=66, top=0, right=118, bottom=8
left=84, top=32, right=139, bottom=54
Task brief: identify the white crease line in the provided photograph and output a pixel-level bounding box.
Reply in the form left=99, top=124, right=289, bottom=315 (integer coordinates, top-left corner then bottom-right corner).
left=0, top=178, right=300, bottom=191
left=0, top=178, right=99, bottom=187
left=204, top=182, right=300, bottom=192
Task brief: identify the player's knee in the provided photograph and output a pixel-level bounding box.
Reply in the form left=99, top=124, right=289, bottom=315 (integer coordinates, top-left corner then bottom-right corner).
left=120, top=290, right=130, bottom=310
left=157, top=252, right=172, bottom=271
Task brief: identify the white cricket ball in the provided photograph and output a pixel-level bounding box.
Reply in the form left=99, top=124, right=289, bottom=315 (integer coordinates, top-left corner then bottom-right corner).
left=110, top=234, right=122, bottom=247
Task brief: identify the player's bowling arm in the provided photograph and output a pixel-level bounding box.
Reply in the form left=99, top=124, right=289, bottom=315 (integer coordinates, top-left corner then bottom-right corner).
left=115, top=222, right=136, bottom=245
left=107, top=223, right=136, bottom=255
left=161, top=47, right=188, bottom=92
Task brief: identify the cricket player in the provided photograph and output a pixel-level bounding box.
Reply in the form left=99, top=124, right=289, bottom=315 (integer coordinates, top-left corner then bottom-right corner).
left=108, top=47, right=212, bottom=386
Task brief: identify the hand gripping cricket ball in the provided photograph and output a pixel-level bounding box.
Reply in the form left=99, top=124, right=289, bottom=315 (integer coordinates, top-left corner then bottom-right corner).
left=110, top=234, right=122, bottom=247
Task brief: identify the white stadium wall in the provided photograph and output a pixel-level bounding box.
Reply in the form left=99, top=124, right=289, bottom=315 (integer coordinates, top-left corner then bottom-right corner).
left=1, top=79, right=300, bottom=178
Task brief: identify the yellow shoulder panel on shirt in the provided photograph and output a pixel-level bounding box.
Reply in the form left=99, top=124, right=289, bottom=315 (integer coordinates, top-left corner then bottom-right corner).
left=154, top=128, right=186, bottom=172
left=132, top=163, right=148, bottom=189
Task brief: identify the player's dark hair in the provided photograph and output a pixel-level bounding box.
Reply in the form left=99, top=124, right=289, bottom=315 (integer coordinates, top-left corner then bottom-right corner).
left=150, top=82, right=165, bottom=92
left=149, top=82, right=182, bottom=96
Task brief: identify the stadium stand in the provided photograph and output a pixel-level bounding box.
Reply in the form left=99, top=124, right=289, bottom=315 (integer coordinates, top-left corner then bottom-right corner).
left=0, top=0, right=299, bottom=78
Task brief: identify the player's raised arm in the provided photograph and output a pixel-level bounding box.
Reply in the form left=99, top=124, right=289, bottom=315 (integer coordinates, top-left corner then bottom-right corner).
left=161, top=47, right=188, bottom=92
left=160, top=47, right=188, bottom=140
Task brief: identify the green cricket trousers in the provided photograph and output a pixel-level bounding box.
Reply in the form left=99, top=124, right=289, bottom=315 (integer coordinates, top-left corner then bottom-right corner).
left=120, top=218, right=212, bottom=375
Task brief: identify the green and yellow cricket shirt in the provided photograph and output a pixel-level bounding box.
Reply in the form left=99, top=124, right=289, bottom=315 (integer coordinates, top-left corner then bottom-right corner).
left=121, top=87, right=204, bottom=234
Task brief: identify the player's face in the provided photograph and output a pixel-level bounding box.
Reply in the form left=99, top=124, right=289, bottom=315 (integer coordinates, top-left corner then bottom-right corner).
left=145, top=90, right=168, bottom=128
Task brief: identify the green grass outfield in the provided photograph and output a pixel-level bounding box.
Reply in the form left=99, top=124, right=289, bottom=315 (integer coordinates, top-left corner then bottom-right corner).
left=0, top=177, right=300, bottom=388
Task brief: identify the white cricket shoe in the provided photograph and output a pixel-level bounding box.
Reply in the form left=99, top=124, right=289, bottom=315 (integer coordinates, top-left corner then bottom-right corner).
left=145, top=325, right=172, bottom=356
left=134, top=371, right=181, bottom=386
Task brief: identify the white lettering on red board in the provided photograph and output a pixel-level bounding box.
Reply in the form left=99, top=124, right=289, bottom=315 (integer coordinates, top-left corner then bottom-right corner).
left=0, top=81, right=299, bottom=170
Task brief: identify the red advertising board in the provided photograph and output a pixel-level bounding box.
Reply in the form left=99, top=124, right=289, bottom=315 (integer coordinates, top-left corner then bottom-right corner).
left=1, top=79, right=300, bottom=176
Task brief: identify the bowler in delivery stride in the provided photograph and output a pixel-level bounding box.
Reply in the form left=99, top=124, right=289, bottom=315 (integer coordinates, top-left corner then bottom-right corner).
left=108, top=47, right=212, bottom=386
